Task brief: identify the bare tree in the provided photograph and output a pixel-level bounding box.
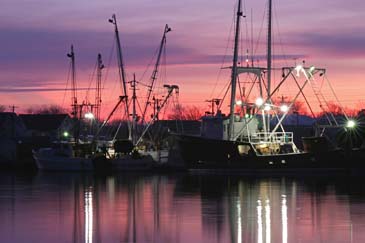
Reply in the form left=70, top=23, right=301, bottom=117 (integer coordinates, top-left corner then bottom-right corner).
left=168, top=103, right=185, bottom=120
left=184, top=106, right=204, bottom=120
left=26, top=105, right=67, bottom=114
left=168, top=104, right=203, bottom=120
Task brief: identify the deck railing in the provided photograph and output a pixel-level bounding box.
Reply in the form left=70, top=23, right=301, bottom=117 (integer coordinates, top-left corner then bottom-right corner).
left=244, top=132, right=294, bottom=144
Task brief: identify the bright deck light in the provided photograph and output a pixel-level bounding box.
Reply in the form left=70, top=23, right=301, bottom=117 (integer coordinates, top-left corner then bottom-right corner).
left=295, top=64, right=303, bottom=72
left=346, top=120, right=356, bottom=128
left=309, top=65, right=315, bottom=73
left=295, top=65, right=303, bottom=77
left=84, top=112, right=95, bottom=119
left=264, top=104, right=271, bottom=111
left=63, top=131, right=69, bottom=137
left=255, top=97, right=264, bottom=106
left=280, top=104, right=289, bottom=113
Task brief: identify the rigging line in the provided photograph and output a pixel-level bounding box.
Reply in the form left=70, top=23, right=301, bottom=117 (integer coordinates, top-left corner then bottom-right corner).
left=102, top=40, right=116, bottom=103
left=217, top=82, right=231, bottom=112
left=253, top=2, right=267, bottom=58
left=61, top=61, right=72, bottom=109
left=159, top=40, right=167, bottom=90
left=138, top=43, right=160, bottom=83
left=273, top=1, right=289, bottom=67
left=242, top=0, right=250, bottom=65
left=237, top=76, right=243, bottom=101
left=324, top=74, right=349, bottom=119
left=245, top=75, right=259, bottom=101
left=161, top=99, right=169, bottom=120
left=216, top=77, right=230, bottom=100
left=84, top=59, right=98, bottom=103
left=136, top=96, right=143, bottom=118
left=208, top=3, right=235, bottom=100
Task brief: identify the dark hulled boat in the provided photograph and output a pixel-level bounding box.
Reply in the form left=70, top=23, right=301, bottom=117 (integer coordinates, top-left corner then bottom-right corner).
left=173, top=0, right=357, bottom=172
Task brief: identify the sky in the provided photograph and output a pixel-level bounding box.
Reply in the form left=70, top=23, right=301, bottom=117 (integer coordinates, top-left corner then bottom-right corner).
left=1, top=0, right=365, bottom=117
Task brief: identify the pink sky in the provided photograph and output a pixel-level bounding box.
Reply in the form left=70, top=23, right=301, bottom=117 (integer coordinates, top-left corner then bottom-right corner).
left=1, top=0, right=365, bottom=118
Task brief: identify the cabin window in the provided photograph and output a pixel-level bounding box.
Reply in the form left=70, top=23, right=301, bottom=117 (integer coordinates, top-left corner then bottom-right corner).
left=237, top=145, right=251, bottom=155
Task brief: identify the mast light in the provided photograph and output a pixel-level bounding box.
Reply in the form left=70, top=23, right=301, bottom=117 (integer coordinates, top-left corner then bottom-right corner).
left=280, top=104, right=289, bottom=113
left=309, top=65, right=315, bottom=73
left=85, top=112, right=95, bottom=119
left=346, top=120, right=356, bottom=128
left=264, top=104, right=271, bottom=111
left=255, top=97, right=264, bottom=107
left=236, top=100, right=243, bottom=106
left=295, top=65, right=303, bottom=77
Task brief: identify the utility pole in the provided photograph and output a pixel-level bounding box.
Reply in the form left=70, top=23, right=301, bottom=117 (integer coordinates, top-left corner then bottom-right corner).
left=9, top=105, right=18, bottom=113
left=9, top=105, right=18, bottom=138
left=205, top=98, right=221, bottom=115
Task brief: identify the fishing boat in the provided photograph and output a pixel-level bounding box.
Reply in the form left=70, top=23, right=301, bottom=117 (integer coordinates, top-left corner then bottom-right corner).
left=33, top=141, right=94, bottom=171
left=174, top=0, right=356, bottom=171
left=33, top=15, right=179, bottom=171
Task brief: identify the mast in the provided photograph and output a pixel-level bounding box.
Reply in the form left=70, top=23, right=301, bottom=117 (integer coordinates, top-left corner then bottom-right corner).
left=130, top=74, right=137, bottom=145
left=267, top=0, right=272, bottom=100
left=228, top=0, right=243, bottom=141
left=109, top=14, right=132, bottom=140
left=141, top=24, right=171, bottom=123
left=95, top=53, right=104, bottom=121
left=266, top=0, right=273, bottom=132
left=67, top=45, right=78, bottom=119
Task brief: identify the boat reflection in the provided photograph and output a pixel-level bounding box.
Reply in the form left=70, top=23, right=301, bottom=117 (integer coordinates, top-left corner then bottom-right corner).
left=0, top=172, right=365, bottom=243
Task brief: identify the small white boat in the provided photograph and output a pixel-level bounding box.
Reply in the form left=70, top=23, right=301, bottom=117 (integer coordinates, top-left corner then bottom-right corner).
left=32, top=143, right=93, bottom=171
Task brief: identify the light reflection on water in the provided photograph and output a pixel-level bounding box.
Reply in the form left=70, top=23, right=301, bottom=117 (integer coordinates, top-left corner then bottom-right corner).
left=1, top=172, right=365, bottom=243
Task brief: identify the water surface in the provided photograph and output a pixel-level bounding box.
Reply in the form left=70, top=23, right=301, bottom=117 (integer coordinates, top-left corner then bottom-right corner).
left=1, top=172, right=365, bottom=243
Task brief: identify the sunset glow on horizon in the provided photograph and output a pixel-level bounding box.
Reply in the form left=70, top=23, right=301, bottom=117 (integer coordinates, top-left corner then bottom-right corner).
left=1, top=0, right=365, bottom=119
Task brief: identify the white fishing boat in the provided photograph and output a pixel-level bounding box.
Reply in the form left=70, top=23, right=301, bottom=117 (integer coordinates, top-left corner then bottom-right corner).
left=32, top=142, right=94, bottom=171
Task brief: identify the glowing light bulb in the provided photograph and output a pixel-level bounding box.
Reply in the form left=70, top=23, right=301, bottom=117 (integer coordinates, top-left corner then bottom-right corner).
left=84, top=112, right=95, bottom=119
left=255, top=97, right=264, bottom=107
left=346, top=120, right=356, bottom=128
left=264, top=104, right=271, bottom=111
left=280, top=104, right=289, bottom=113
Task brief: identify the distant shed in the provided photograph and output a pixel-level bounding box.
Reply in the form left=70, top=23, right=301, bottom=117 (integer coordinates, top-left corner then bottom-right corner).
left=19, top=114, right=72, bottom=139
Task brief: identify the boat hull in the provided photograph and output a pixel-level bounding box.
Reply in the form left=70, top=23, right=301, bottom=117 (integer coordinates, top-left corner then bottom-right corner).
left=175, top=134, right=350, bottom=171
left=33, top=149, right=93, bottom=171
left=33, top=149, right=157, bottom=172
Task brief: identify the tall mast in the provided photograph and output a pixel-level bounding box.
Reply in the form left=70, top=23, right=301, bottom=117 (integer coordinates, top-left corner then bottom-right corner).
left=141, top=24, right=171, bottom=123
left=96, top=53, right=104, bottom=121
left=267, top=0, right=272, bottom=99
left=109, top=14, right=131, bottom=140
left=130, top=74, right=137, bottom=145
left=67, top=45, right=78, bottom=119
left=266, top=0, right=273, bottom=132
left=228, top=0, right=243, bottom=141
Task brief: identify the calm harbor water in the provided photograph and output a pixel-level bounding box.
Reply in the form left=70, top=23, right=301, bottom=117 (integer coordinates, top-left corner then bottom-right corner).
left=1, top=171, right=365, bottom=243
